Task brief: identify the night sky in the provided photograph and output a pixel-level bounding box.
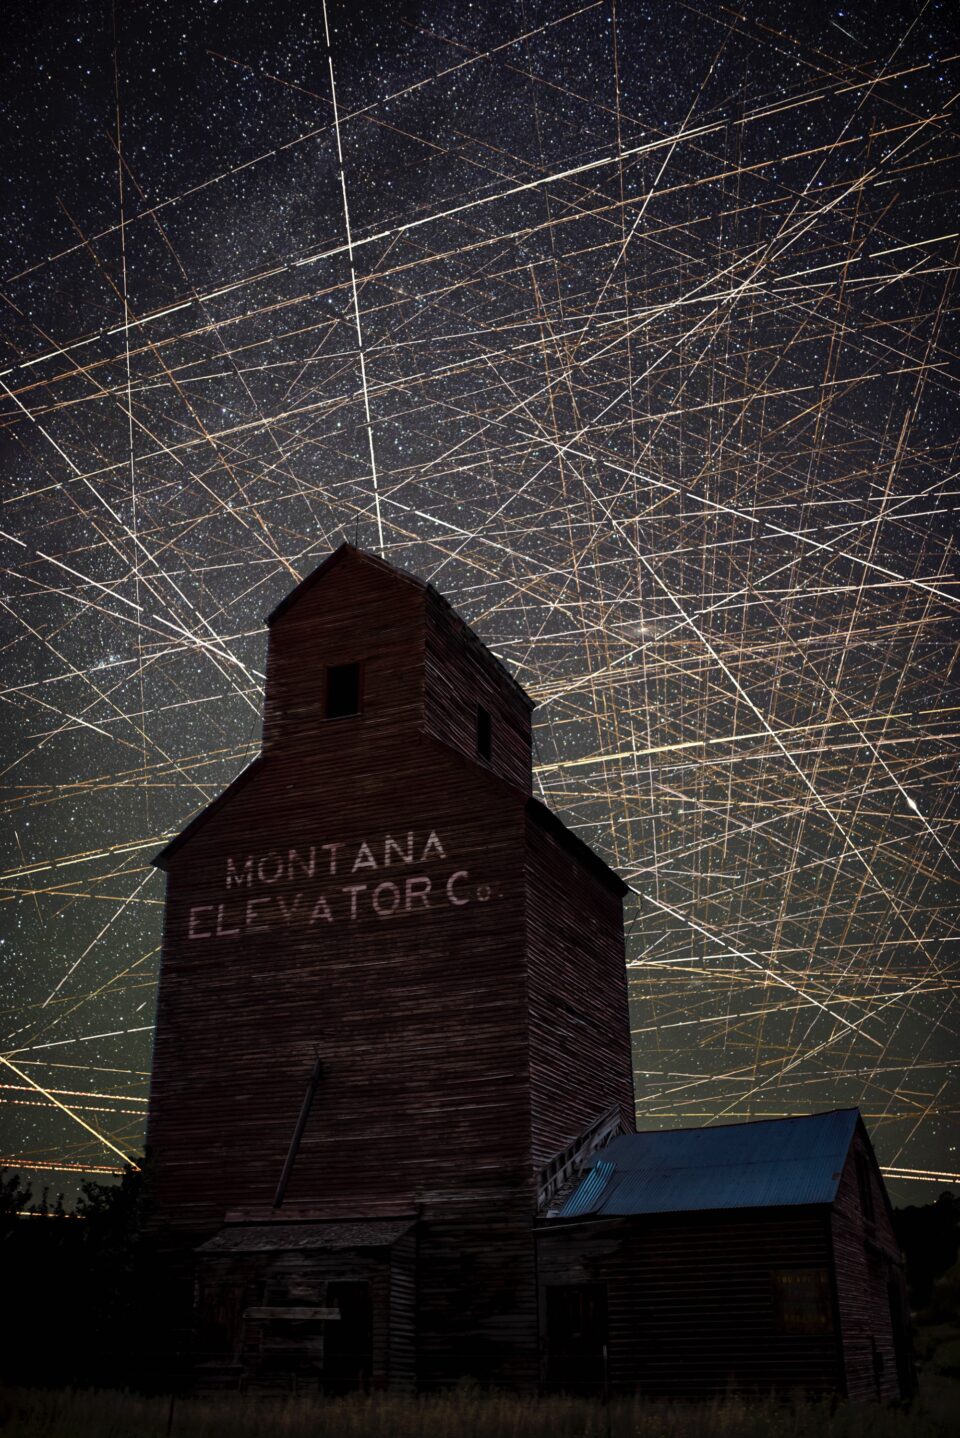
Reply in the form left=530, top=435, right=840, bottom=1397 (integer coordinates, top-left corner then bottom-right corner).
left=1, top=0, right=957, bottom=1205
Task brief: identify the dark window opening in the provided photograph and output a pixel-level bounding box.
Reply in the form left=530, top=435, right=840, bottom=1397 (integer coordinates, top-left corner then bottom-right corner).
left=324, top=1281, right=373, bottom=1393
left=326, top=663, right=361, bottom=719
left=770, top=1268, right=833, bottom=1334
left=545, top=1283, right=608, bottom=1394
left=856, top=1152, right=875, bottom=1223
left=196, top=1278, right=244, bottom=1358
left=477, top=703, right=492, bottom=762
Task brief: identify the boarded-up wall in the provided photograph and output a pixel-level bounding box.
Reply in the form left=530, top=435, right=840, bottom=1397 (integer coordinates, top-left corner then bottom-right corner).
left=525, top=806, right=635, bottom=1166
left=831, top=1128, right=913, bottom=1401
left=538, top=1208, right=843, bottom=1398
left=145, top=546, right=632, bottom=1392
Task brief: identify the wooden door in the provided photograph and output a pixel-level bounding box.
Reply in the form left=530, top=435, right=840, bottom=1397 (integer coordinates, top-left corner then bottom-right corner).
left=545, top=1283, right=608, bottom=1394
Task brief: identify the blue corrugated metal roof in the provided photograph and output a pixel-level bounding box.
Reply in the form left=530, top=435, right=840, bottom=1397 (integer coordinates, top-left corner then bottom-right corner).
left=558, top=1109, right=860, bottom=1218
left=561, top=1159, right=616, bottom=1218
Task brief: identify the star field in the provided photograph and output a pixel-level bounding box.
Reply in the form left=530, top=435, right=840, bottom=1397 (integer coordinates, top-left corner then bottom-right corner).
left=0, top=0, right=957, bottom=1202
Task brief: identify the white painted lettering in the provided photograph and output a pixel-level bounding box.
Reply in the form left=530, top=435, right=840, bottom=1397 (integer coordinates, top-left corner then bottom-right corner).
left=384, top=831, right=414, bottom=866
left=216, top=903, right=240, bottom=937
left=210, top=830, right=474, bottom=933
left=287, top=847, right=315, bottom=880
left=352, top=841, right=377, bottom=872
left=405, top=875, right=432, bottom=910
left=257, top=852, right=284, bottom=885
left=245, top=898, right=271, bottom=933
left=321, top=842, right=342, bottom=874
left=421, top=830, right=446, bottom=861
left=372, top=881, right=401, bottom=918
left=343, top=884, right=367, bottom=919
left=446, top=870, right=469, bottom=906
left=226, top=855, right=253, bottom=889
left=277, top=893, right=304, bottom=924
left=188, top=905, right=214, bottom=940
left=309, top=895, right=333, bottom=925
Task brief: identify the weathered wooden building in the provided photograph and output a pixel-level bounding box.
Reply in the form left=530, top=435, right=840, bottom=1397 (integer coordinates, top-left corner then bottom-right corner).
left=145, top=543, right=911, bottom=1400
left=145, top=543, right=635, bottom=1392
left=539, top=1109, right=914, bottom=1402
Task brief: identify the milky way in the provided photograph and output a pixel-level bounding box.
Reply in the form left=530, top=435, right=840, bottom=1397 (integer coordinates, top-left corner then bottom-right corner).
left=1, top=0, right=957, bottom=1203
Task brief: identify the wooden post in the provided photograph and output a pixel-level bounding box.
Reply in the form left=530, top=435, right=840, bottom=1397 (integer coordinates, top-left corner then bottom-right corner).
left=272, top=1053, right=324, bottom=1209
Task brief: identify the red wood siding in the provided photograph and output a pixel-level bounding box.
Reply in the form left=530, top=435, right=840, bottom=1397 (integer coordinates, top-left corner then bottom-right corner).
left=145, top=546, right=634, bottom=1392
left=830, top=1127, right=911, bottom=1400
left=525, top=813, right=635, bottom=1165
left=388, top=1229, right=417, bottom=1393
left=195, top=1242, right=405, bottom=1392
left=416, top=1193, right=539, bottom=1389
left=538, top=1209, right=843, bottom=1398
left=423, top=586, right=532, bottom=795
left=262, top=552, right=425, bottom=757
left=147, top=745, right=531, bottom=1238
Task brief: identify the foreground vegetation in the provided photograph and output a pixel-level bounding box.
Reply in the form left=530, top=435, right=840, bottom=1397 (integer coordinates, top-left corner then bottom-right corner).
left=1, top=1383, right=959, bottom=1438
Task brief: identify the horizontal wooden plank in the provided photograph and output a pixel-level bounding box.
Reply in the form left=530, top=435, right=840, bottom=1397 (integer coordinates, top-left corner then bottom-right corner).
left=145, top=547, right=633, bottom=1394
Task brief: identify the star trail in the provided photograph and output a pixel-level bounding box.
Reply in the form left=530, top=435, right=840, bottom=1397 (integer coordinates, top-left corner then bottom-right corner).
left=0, top=0, right=957, bottom=1203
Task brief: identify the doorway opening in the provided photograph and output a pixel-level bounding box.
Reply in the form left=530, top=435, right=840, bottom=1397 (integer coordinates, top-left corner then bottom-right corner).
left=544, top=1282, right=608, bottom=1394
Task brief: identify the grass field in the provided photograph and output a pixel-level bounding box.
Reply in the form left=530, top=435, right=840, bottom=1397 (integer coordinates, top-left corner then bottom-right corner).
left=1, top=1380, right=958, bottom=1438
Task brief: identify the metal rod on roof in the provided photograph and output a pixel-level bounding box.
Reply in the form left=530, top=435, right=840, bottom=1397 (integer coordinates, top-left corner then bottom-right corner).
left=272, top=1051, right=324, bottom=1210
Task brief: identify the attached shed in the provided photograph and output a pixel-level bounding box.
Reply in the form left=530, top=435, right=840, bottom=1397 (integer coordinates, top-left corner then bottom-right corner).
left=537, top=1109, right=914, bottom=1402
left=194, top=1218, right=416, bottom=1395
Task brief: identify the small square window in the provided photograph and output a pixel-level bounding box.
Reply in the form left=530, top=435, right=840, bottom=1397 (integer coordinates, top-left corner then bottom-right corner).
left=771, top=1268, right=832, bottom=1334
left=326, top=663, right=361, bottom=718
left=477, top=703, right=492, bottom=762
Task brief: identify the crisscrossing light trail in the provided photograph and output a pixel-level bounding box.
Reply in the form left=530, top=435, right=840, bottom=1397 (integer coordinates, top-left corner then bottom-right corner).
left=0, top=0, right=956, bottom=1201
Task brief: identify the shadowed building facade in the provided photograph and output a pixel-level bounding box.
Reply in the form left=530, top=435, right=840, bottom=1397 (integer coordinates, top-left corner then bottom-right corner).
left=145, top=543, right=635, bottom=1391
left=539, top=1110, right=915, bottom=1402
left=144, top=543, right=912, bottom=1400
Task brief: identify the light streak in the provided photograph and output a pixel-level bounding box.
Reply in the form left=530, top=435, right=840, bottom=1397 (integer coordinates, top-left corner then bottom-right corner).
left=2, top=1028, right=154, bottom=1056
left=0, top=1055, right=139, bottom=1168
left=881, top=1166, right=960, bottom=1183
left=321, top=0, right=384, bottom=552
left=40, top=870, right=156, bottom=1008
left=0, top=0, right=954, bottom=1193
left=0, top=1159, right=125, bottom=1176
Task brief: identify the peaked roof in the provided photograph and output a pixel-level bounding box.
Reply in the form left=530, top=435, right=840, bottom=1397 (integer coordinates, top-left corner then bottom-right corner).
left=558, top=1109, right=861, bottom=1218
left=266, top=542, right=534, bottom=708
left=265, top=542, right=424, bottom=626
left=152, top=755, right=263, bottom=869
left=152, top=544, right=537, bottom=868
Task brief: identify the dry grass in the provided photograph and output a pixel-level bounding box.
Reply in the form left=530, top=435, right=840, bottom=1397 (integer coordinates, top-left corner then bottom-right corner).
left=0, top=1383, right=957, bottom=1438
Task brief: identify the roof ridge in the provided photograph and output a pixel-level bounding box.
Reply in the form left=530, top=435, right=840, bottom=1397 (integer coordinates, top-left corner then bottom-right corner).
left=626, top=1107, right=860, bottom=1138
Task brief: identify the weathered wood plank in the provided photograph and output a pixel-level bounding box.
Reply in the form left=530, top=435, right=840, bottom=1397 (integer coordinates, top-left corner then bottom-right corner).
left=145, top=546, right=633, bottom=1393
